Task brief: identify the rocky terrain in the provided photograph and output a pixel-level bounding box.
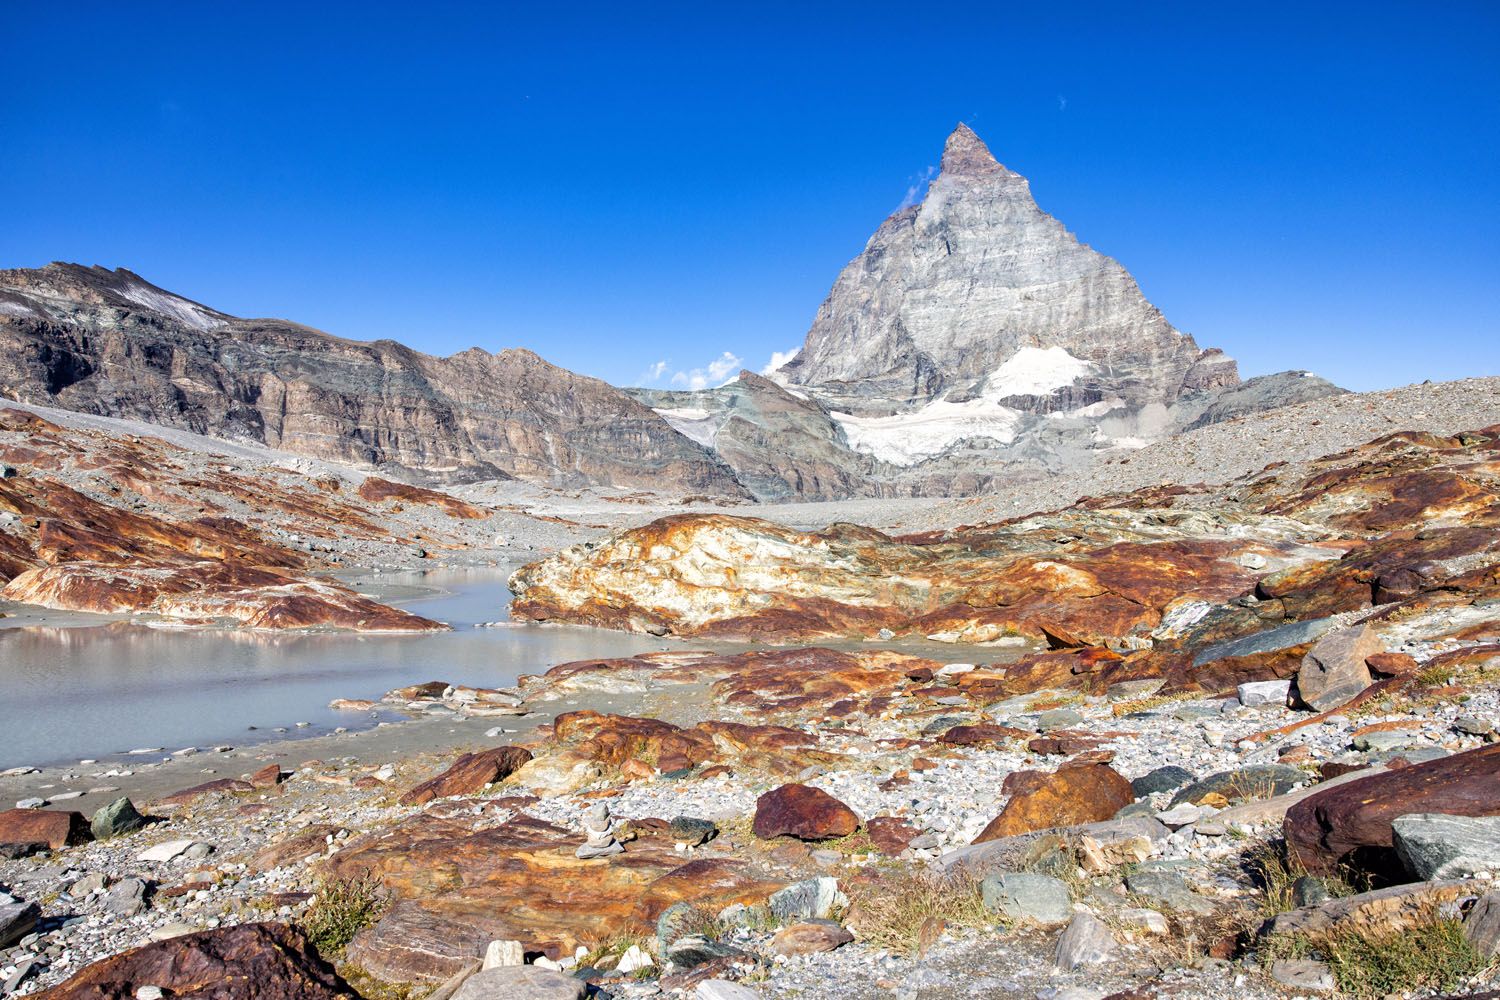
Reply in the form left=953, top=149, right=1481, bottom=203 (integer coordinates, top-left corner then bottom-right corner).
left=0, top=264, right=745, bottom=495
left=2, top=411, right=1497, bottom=1000
left=0, top=399, right=546, bottom=630
left=0, top=125, right=1347, bottom=501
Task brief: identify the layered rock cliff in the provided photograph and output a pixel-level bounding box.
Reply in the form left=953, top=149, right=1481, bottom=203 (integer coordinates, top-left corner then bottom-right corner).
left=0, top=264, right=747, bottom=495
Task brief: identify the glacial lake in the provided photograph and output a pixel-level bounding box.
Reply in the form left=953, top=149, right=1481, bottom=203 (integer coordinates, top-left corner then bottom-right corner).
left=0, top=568, right=676, bottom=769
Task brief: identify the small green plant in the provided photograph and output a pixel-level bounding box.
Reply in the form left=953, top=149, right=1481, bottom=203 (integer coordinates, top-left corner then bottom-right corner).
left=1264, top=908, right=1484, bottom=999
left=302, top=872, right=388, bottom=957
left=840, top=863, right=990, bottom=955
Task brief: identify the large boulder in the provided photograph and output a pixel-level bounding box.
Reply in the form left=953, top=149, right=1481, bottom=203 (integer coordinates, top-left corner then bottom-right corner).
left=973, top=757, right=1133, bottom=843
left=0, top=808, right=90, bottom=850
left=1294, top=625, right=1381, bottom=712
left=34, top=922, right=354, bottom=999
left=752, top=784, right=859, bottom=841
left=90, top=798, right=145, bottom=840
left=1284, top=744, right=1500, bottom=876
left=400, top=746, right=534, bottom=805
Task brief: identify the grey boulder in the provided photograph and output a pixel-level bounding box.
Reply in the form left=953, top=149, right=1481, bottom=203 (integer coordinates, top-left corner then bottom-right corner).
left=980, top=872, right=1072, bottom=926
left=1053, top=912, right=1118, bottom=971
left=1392, top=813, right=1500, bottom=879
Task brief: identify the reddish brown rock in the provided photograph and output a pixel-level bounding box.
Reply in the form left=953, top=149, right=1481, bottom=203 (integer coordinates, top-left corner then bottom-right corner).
left=753, top=784, right=860, bottom=841
left=154, top=778, right=253, bottom=810
left=251, top=825, right=347, bottom=872
left=399, top=746, right=533, bottom=806
left=250, top=764, right=286, bottom=789
left=356, top=477, right=490, bottom=520
left=939, top=724, right=1028, bottom=746
left=0, top=808, right=90, bottom=850
left=769, top=920, right=854, bottom=956
left=972, top=758, right=1134, bottom=843
left=865, top=816, right=922, bottom=855
left=1285, top=743, right=1500, bottom=876
left=327, top=813, right=781, bottom=982
left=1366, top=651, right=1419, bottom=677
left=33, top=922, right=353, bottom=999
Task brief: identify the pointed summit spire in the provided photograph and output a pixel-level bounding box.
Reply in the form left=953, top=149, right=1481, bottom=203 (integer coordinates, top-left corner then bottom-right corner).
left=940, top=122, right=1002, bottom=176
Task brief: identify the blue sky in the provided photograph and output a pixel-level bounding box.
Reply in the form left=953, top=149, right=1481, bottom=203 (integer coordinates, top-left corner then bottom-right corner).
left=2, top=2, right=1496, bottom=392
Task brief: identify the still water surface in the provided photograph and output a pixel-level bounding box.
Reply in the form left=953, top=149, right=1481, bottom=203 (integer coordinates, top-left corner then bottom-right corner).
left=0, top=569, right=672, bottom=768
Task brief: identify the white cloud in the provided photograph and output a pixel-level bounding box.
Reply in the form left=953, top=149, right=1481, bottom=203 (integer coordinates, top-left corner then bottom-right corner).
left=638, top=359, right=670, bottom=383
left=897, top=165, right=938, bottom=210
left=670, top=351, right=742, bottom=391
left=761, top=347, right=799, bottom=376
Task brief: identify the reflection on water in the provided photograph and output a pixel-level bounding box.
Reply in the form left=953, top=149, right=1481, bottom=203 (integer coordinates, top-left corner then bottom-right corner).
left=0, top=569, right=671, bottom=768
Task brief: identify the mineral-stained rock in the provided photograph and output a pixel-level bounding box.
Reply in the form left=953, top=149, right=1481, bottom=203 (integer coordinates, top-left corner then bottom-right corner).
left=250, top=764, right=286, bottom=789
left=752, top=784, right=860, bottom=841
left=327, top=812, right=781, bottom=982
left=1295, top=625, right=1381, bottom=712
left=0, top=808, right=89, bottom=850
left=35, top=922, right=354, bottom=999
left=511, top=514, right=1259, bottom=643
left=251, top=825, right=346, bottom=872
left=399, top=746, right=534, bottom=805
left=972, top=758, right=1133, bottom=843
left=768, top=920, right=853, bottom=956
left=1284, top=744, right=1500, bottom=875
left=864, top=816, right=921, bottom=856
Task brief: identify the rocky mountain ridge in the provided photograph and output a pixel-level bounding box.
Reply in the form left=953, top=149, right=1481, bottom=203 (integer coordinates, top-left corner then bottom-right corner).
left=0, top=125, right=1343, bottom=500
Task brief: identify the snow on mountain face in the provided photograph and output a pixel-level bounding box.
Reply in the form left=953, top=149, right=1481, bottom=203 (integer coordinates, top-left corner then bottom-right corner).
left=831, top=397, right=1023, bottom=466
left=652, top=407, right=720, bottom=448
left=981, top=346, right=1096, bottom=399
left=117, top=280, right=227, bottom=331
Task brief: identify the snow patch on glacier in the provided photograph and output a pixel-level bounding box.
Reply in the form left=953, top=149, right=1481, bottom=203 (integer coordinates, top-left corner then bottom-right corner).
left=653, top=407, right=720, bottom=449
left=832, top=398, right=1023, bottom=466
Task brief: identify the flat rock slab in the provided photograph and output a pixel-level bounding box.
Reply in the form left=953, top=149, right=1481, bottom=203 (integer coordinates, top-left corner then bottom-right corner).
left=1267, top=879, right=1477, bottom=939
left=980, top=872, right=1072, bottom=926
left=941, top=816, right=1169, bottom=874
left=400, top=746, right=533, bottom=806
left=1169, top=764, right=1305, bottom=808
left=1285, top=743, right=1500, bottom=875
left=450, top=965, right=584, bottom=1000
left=37, top=922, right=354, bottom=999
left=330, top=812, right=782, bottom=983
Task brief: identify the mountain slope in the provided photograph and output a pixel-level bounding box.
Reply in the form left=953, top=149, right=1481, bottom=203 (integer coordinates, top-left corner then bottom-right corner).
left=0, top=264, right=748, bottom=495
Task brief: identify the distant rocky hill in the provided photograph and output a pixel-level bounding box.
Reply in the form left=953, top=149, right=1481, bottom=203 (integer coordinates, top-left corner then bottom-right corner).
left=0, top=125, right=1341, bottom=500
left=0, top=264, right=746, bottom=495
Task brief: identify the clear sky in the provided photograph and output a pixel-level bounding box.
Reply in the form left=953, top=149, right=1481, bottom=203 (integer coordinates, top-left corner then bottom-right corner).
left=3, top=2, right=1496, bottom=392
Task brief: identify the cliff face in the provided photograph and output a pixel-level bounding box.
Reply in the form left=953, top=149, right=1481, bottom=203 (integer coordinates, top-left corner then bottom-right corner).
left=0, top=264, right=748, bottom=495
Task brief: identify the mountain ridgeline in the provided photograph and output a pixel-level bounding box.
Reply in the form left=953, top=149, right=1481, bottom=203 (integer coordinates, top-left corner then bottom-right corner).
left=0, top=125, right=1341, bottom=500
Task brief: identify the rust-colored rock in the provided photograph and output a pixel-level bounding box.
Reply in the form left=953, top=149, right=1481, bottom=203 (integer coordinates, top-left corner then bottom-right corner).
left=326, top=812, right=781, bottom=982
left=251, top=825, right=346, bottom=872
left=154, top=778, right=253, bottom=810
left=33, top=922, right=354, bottom=999
left=972, top=758, right=1134, bottom=843
left=865, top=816, right=922, bottom=855
left=753, top=784, right=860, bottom=841
left=250, top=764, right=285, bottom=789
left=0, top=808, right=90, bottom=850
left=399, top=746, right=533, bottom=806
left=1285, top=743, right=1500, bottom=876
left=357, top=477, right=490, bottom=520
left=939, top=724, right=1029, bottom=746
left=1366, top=651, right=1419, bottom=677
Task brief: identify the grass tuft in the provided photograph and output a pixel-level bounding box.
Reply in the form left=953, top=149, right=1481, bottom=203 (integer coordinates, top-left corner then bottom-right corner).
left=1264, top=905, right=1484, bottom=999
left=301, top=871, right=388, bottom=958
left=842, top=863, right=990, bottom=955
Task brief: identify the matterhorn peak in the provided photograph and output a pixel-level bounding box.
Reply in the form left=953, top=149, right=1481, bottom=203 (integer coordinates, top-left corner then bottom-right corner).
left=939, top=122, right=1003, bottom=176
